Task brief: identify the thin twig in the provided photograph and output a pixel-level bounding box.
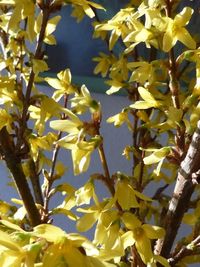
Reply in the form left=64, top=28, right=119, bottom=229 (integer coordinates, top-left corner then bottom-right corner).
left=42, top=94, right=68, bottom=221
left=98, top=143, right=114, bottom=196
left=21, top=7, right=50, bottom=132
left=169, top=235, right=200, bottom=266
left=97, top=131, right=122, bottom=211
left=42, top=133, right=62, bottom=221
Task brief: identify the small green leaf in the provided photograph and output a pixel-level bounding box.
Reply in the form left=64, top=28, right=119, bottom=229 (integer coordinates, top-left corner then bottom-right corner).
left=76, top=212, right=99, bottom=232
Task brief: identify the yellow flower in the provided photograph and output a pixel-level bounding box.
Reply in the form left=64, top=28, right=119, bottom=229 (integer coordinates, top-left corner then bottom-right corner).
left=93, top=53, right=116, bottom=77
left=121, top=212, right=165, bottom=265
left=0, top=109, right=13, bottom=132
left=7, top=0, right=36, bottom=41
left=107, top=108, right=132, bottom=130
left=70, top=85, right=100, bottom=114
left=45, top=69, right=76, bottom=101
left=69, top=0, right=105, bottom=21
left=130, top=86, right=161, bottom=109
left=76, top=205, right=101, bottom=233
left=51, top=114, right=101, bottom=175
left=114, top=179, right=152, bottom=210
left=128, top=61, right=156, bottom=85
left=75, top=181, right=96, bottom=206
left=57, top=136, right=100, bottom=175
left=0, top=77, right=16, bottom=105
left=95, top=8, right=138, bottom=50
left=33, top=225, right=86, bottom=267
left=106, top=79, right=125, bottom=95
left=35, top=14, right=61, bottom=45
left=162, top=7, right=196, bottom=52
left=29, top=132, right=57, bottom=161
left=94, top=210, right=120, bottom=248
left=124, top=19, right=158, bottom=53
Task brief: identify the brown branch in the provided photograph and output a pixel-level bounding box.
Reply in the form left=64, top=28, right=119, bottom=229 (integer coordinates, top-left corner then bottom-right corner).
left=21, top=7, right=50, bottom=131
left=0, top=2, right=53, bottom=226
left=98, top=143, right=114, bottom=196
left=169, top=235, right=200, bottom=266
left=0, top=127, right=41, bottom=226
left=42, top=94, right=68, bottom=221
left=152, top=184, right=169, bottom=200
left=154, top=120, right=200, bottom=259
left=29, top=159, right=44, bottom=205
left=11, top=3, right=51, bottom=222
left=97, top=143, right=123, bottom=212
left=42, top=135, right=62, bottom=222
left=168, top=49, right=180, bottom=110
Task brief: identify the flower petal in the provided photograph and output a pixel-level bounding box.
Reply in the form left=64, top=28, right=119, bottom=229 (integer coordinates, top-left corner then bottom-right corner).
left=142, top=224, right=165, bottom=239
left=176, top=28, right=196, bottom=50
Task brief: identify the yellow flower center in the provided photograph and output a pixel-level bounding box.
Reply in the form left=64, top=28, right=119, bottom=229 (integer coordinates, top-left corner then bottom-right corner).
left=134, top=227, right=144, bottom=240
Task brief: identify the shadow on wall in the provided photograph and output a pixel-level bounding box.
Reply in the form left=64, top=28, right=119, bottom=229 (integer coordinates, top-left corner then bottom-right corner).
left=47, top=0, right=200, bottom=77
left=46, top=0, right=128, bottom=75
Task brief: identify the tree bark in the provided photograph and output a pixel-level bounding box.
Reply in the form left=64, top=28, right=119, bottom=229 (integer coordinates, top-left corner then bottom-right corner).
left=0, top=127, right=41, bottom=227
left=155, top=120, right=200, bottom=259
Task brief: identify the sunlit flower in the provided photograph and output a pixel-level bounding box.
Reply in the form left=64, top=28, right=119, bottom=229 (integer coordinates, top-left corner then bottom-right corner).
left=162, top=7, right=196, bottom=52
left=121, top=212, right=165, bottom=264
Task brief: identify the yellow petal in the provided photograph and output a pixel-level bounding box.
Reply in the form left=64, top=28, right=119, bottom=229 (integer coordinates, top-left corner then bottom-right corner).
left=51, top=208, right=77, bottom=221
left=109, top=30, right=120, bottom=50
left=32, top=59, right=49, bottom=76
left=94, top=219, right=106, bottom=245
left=50, top=120, right=80, bottom=133
left=121, top=230, right=135, bottom=249
left=0, top=220, right=24, bottom=232
left=75, top=182, right=94, bottom=205
left=135, top=234, right=153, bottom=264
left=72, top=149, right=92, bottom=175
left=0, top=230, right=22, bottom=251
left=76, top=212, right=99, bottom=232
left=130, top=100, right=156, bottom=109
left=163, top=30, right=176, bottom=52
left=106, top=80, right=124, bottom=95
left=142, top=224, right=165, bottom=239
left=138, top=86, right=155, bottom=102
left=63, top=244, right=86, bottom=267
left=45, top=78, right=63, bottom=90
left=83, top=4, right=95, bottom=18
left=115, top=180, right=139, bottom=209
left=176, top=28, right=196, bottom=50
left=42, top=243, right=64, bottom=267
left=45, top=16, right=61, bottom=36
left=174, top=7, right=193, bottom=27
left=33, top=224, right=66, bottom=243
left=121, top=212, right=141, bottom=230
left=143, top=147, right=170, bottom=165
